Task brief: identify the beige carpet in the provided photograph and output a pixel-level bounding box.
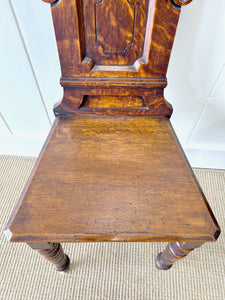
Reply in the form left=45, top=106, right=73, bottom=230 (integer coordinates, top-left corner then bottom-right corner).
left=0, top=156, right=225, bottom=300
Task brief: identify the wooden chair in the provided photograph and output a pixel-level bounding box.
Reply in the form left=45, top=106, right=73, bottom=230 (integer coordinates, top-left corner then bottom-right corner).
left=5, top=0, right=220, bottom=272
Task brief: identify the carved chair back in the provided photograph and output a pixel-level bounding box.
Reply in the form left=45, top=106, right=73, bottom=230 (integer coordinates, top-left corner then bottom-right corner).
left=44, top=0, right=191, bottom=117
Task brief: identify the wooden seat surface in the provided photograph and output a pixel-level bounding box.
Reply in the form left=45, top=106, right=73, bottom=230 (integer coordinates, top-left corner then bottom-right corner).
left=6, top=116, right=220, bottom=243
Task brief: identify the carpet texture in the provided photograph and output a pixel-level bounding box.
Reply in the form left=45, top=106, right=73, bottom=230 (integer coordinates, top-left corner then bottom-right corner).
left=0, top=156, right=224, bottom=300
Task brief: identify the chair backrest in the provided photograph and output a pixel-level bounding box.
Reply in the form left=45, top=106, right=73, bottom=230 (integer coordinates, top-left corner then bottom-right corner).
left=43, top=0, right=193, bottom=117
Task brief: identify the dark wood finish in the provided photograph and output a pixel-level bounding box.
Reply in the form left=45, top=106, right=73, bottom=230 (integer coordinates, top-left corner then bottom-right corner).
left=28, top=242, right=70, bottom=272
left=51, top=0, right=180, bottom=76
left=5, top=0, right=221, bottom=272
left=48, top=0, right=187, bottom=116
left=156, top=242, right=203, bottom=270
left=5, top=116, right=220, bottom=243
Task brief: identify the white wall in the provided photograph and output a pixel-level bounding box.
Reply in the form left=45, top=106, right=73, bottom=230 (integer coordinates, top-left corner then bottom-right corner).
left=166, top=0, right=225, bottom=169
left=1, top=0, right=225, bottom=169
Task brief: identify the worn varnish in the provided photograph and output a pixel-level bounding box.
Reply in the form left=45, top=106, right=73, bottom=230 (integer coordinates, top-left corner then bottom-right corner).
left=5, top=0, right=221, bottom=271
left=5, top=116, right=220, bottom=242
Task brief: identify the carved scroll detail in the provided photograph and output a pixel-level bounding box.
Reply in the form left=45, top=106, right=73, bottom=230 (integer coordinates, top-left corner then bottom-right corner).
left=42, top=0, right=62, bottom=7
left=171, top=0, right=193, bottom=7
left=42, top=0, right=57, bottom=3
left=95, top=0, right=136, bottom=53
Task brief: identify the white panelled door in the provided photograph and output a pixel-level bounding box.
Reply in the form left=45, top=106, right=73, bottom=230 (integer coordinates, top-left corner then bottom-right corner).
left=166, top=0, right=225, bottom=169
left=0, top=0, right=62, bottom=156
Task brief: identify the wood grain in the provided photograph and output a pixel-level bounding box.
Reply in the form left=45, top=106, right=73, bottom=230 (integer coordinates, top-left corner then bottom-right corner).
left=5, top=116, right=220, bottom=243
left=54, top=87, right=173, bottom=116
left=46, top=0, right=182, bottom=116
left=8, top=0, right=219, bottom=271
left=50, top=0, right=180, bottom=77
left=95, top=0, right=135, bottom=52
left=83, top=0, right=148, bottom=66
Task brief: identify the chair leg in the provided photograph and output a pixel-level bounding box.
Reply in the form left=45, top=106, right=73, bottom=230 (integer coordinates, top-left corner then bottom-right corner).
left=27, top=242, right=70, bottom=272
left=156, top=241, right=204, bottom=270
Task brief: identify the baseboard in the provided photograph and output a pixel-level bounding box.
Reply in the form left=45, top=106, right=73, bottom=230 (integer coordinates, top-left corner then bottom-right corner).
left=184, top=148, right=225, bottom=170
left=0, top=134, right=46, bottom=157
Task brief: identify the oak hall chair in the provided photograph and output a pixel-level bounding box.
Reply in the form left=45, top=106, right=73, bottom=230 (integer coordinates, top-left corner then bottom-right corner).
left=5, top=0, right=220, bottom=272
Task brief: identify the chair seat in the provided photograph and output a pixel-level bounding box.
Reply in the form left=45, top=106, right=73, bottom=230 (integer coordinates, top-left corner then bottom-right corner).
left=6, top=116, right=219, bottom=243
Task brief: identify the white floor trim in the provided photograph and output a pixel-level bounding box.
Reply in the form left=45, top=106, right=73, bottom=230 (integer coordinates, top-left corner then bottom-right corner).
left=184, top=148, right=225, bottom=170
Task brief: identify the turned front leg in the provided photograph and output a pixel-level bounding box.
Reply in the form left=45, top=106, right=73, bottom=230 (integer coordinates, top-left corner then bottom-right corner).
left=156, top=241, right=204, bottom=270
left=28, top=242, right=70, bottom=272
